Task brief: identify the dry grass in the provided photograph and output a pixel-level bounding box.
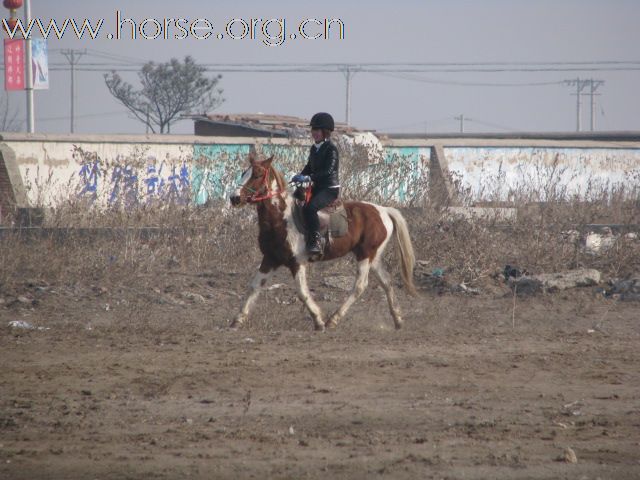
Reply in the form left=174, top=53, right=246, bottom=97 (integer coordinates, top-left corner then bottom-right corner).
left=1, top=144, right=639, bottom=296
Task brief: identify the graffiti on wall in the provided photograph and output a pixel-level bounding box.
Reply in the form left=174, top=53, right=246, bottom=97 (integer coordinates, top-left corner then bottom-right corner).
left=190, top=143, right=308, bottom=206
left=77, top=155, right=100, bottom=201
left=74, top=145, right=193, bottom=207
left=72, top=141, right=430, bottom=207
left=17, top=139, right=640, bottom=209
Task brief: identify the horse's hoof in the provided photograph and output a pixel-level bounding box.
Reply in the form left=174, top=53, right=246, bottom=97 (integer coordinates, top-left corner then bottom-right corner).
left=393, top=317, right=404, bottom=330
left=326, top=313, right=340, bottom=329
left=313, top=321, right=326, bottom=332
left=325, top=318, right=338, bottom=329
left=230, top=316, right=245, bottom=330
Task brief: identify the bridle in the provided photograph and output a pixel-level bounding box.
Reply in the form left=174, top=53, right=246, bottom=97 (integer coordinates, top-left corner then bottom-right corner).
left=240, top=165, right=284, bottom=203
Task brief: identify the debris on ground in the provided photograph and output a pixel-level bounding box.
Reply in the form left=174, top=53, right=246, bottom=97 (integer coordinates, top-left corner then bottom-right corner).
left=508, top=269, right=601, bottom=294
left=560, top=227, right=638, bottom=256
left=584, top=228, right=617, bottom=255
left=450, top=283, right=481, bottom=295
left=7, top=320, right=49, bottom=331
left=503, top=265, right=527, bottom=281
left=181, top=292, right=206, bottom=303
left=602, top=276, right=640, bottom=301
left=557, top=447, right=578, bottom=464
left=415, top=262, right=448, bottom=293
left=415, top=262, right=481, bottom=295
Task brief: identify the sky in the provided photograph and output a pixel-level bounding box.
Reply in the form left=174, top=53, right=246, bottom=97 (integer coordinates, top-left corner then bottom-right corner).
left=3, top=0, right=640, bottom=135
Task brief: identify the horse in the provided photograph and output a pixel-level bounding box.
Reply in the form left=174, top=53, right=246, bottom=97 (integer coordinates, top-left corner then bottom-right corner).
left=228, top=151, right=417, bottom=331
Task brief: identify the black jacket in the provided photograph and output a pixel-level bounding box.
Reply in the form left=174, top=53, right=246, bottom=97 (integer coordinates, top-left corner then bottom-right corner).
left=300, top=140, right=340, bottom=190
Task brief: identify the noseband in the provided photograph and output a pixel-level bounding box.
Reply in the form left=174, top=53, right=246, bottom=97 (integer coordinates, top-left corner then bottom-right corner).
left=240, top=166, right=283, bottom=203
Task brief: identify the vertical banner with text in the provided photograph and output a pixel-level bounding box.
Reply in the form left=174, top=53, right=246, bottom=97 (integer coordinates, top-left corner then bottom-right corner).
left=4, top=38, right=25, bottom=91
left=31, top=38, right=49, bottom=90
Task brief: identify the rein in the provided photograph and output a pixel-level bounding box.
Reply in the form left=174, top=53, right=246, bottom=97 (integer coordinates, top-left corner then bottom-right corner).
left=242, top=166, right=284, bottom=203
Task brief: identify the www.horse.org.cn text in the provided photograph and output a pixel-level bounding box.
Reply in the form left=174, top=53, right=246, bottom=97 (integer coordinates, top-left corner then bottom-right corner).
left=2, top=11, right=346, bottom=47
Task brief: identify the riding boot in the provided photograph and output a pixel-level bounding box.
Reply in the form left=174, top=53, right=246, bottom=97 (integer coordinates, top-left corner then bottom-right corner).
left=307, top=231, right=322, bottom=255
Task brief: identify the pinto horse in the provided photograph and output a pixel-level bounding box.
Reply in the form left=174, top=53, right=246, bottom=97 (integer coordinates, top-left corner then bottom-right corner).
left=229, top=152, right=417, bottom=331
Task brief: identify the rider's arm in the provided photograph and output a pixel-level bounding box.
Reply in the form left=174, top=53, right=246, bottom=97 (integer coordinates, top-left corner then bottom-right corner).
left=307, top=144, right=338, bottom=183
left=300, top=148, right=313, bottom=177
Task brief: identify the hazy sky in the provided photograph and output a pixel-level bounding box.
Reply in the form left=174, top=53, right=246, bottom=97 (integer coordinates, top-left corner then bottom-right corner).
left=5, top=0, right=640, bottom=134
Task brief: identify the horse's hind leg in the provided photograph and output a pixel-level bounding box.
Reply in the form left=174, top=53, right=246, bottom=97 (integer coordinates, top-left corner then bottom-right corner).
left=230, top=258, right=275, bottom=329
left=293, top=263, right=325, bottom=331
left=327, top=259, right=370, bottom=329
left=371, top=259, right=403, bottom=329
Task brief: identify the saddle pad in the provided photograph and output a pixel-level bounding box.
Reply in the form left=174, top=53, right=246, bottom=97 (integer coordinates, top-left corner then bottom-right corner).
left=327, top=207, right=348, bottom=237
left=292, top=201, right=349, bottom=238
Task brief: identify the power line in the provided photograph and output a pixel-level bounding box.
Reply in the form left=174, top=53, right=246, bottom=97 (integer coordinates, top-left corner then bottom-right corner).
left=372, top=71, right=565, bottom=87
left=63, top=60, right=640, bottom=68
left=5, top=58, right=640, bottom=73
left=83, top=48, right=149, bottom=65
left=377, top=116, right=453, bottom=132
left=2, top=53, right=631, bottom=132
left=467, top=117, right=522, bottom=133
left=58, top=65, right=640, bottom=73
left=17, top=110, right=132, bottom=123
left=379, top=115, right=523, bottom=134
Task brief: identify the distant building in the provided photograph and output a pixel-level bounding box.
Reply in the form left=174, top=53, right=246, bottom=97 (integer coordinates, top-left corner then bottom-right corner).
left=184, top=113, right=357, bottom=138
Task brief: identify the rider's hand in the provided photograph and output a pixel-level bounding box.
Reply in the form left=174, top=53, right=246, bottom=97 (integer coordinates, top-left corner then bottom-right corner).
left=291, top=174, right=311, bottom=184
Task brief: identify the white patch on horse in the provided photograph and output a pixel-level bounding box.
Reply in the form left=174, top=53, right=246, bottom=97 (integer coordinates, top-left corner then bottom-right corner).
left=282, top=194, right=308, bottom=261
left=374, top=205, right=394, bottom=241
left=294, top=263, right=324, bottom=330
left=233, top=168, right=252, bottom=197
left=267, top=177, right=281, bottom=206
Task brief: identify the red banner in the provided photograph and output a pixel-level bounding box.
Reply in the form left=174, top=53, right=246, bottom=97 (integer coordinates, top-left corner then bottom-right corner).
left=4, top=38, right=25, bottom=91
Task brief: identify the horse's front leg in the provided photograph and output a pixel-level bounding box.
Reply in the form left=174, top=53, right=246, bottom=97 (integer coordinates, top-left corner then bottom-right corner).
left=327, top=259, right=371, bottom=329
left=230, top=257, right=275, bottom=329
left=292, top=263, right=325, bottom=331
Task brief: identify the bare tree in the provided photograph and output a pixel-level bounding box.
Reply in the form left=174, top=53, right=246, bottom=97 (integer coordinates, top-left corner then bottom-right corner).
left=0, top=93, right=21, bottom=132
left=104, top=56, right=224, bottom=134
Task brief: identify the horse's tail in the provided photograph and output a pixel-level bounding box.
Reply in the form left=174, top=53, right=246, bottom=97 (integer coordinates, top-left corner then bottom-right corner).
left=386, top=207, right=418, bottom=296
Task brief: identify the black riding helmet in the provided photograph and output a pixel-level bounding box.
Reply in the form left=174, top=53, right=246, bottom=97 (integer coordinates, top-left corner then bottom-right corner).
left=309, top=112, right=335, bottom=131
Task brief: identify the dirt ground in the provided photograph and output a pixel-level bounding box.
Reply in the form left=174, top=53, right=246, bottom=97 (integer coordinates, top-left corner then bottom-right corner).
left=1, top=264, right=639, bottom=480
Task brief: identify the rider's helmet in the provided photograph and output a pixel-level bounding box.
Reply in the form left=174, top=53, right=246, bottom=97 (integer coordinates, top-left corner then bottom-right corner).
left=309, top=112, right=335, bottom=131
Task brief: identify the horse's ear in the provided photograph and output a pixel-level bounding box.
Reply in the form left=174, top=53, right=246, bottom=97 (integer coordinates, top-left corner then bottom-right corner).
left=249, top=143, right=265, bottom=165
left=263, top=155, right=274, bottom=166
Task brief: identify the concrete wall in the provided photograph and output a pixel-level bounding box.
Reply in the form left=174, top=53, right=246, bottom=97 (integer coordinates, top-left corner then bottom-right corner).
left=387, top=136, right=640, bottom=204
left=445, top=146, right=640, bottom=201
left=1, top=132, right=639, bottom=223
left=0, top=134, right=309, bottom=213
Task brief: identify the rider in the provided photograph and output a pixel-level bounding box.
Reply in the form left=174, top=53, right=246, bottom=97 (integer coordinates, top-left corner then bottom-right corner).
left=291, top=112, right=340, bottom=255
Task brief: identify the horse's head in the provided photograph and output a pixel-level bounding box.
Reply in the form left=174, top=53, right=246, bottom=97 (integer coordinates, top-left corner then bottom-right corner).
left=229, top=152, right=278, bottom=206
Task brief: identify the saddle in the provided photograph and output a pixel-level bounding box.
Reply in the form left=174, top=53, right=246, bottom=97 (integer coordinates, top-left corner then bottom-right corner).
left=292, top=197, right=349, bottom=246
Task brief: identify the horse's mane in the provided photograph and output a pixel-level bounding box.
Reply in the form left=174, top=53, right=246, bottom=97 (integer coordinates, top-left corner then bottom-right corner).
left=269, top=164, right=286, bottom=194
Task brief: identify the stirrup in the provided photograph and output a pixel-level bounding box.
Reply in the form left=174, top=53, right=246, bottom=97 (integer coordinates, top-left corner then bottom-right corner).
left=307, top=232, right=322, bottom=254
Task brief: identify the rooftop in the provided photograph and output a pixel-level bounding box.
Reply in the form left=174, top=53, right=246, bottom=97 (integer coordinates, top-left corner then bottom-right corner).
left=184, top=113, right=359, bottom=138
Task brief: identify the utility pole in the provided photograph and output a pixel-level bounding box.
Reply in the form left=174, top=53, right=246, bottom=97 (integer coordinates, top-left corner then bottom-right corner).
left=60, top=49, right=86, bottom=133
left=454, top=114, right=465, bottom=133
left=564, top=78, right=591, bottom=132
left=588, top=79, right=604, bottom=131
left=24, top=0, right=34, bottom=133
left=340, top=65, right=357, bottom=126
